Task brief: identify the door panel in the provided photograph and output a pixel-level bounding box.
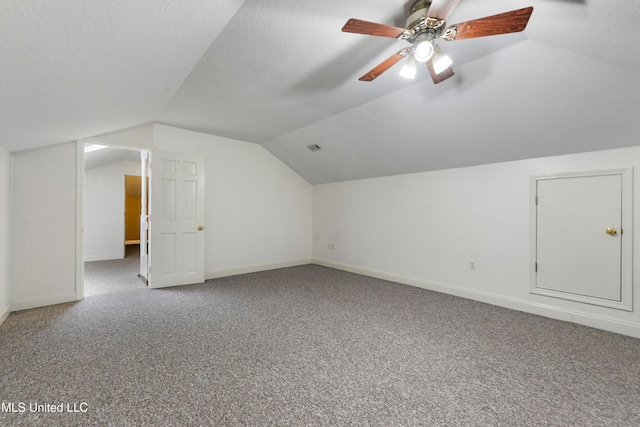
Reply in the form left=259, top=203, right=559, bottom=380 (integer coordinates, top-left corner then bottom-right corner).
left=184, top=233, right=197, bottom=273
left=184, top=181, right=197, bottom=220
left=149, top=151, right=205, bottom=288
left=536, top=175, right=621, bottom=301
left=532, top=169, right=633, bottom=311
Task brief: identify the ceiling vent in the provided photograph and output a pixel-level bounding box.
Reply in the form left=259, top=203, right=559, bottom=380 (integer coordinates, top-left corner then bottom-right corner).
left=307, top=144, right=322, bottom=152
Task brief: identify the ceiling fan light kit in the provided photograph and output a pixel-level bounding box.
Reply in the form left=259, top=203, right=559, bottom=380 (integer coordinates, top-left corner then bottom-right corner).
left=414, top=38, right=435, bottom=63
left=399, top=55, right=418, bottom=79
left=342, top=0, right=533, bottom=83
left=431, top=44, right=453, bottom=74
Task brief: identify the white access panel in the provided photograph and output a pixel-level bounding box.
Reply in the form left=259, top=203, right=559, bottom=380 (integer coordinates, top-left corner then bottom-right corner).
left=531, top=169, right=633, bottom=310
left=149, top=151, right=205, bottom=288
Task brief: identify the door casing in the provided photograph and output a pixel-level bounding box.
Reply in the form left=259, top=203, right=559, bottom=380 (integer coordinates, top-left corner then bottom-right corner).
left=530, top=168, right=633, bottom=311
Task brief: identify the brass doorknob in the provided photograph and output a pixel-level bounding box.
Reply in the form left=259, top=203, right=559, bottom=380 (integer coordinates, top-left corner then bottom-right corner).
left=606, top=227, right=617, bottom=236
left=197, top=225, right=204, bottom=231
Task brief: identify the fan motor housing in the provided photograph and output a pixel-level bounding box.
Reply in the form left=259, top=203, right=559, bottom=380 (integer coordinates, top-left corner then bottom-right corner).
left=406, top=0, right=432, bottom=28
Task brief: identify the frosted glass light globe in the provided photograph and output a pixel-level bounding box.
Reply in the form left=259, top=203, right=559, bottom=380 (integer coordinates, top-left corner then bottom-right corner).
left=414, top=40, right=434, bottom=63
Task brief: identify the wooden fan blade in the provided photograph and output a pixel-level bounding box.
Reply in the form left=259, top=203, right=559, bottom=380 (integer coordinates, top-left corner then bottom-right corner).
left=342, top=18, right=407, bottom=38
left=426, top=60, right=455, bottom=84
left=426, top=0, right=461, bottom=21
left=449, top=7, right=533, bottom=40
left=359, top=50, right=407, bottom=81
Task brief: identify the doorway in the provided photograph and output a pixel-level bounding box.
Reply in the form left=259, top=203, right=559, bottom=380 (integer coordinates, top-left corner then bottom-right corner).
left=125, top=175, right=147, bottom=245
left=83, top=143, right=148, bottom=297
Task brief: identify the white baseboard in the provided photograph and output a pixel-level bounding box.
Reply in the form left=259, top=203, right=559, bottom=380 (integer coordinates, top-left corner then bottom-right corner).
left=84, top=253, right=124, bottom=262
left=313, top=258, right=640, bottom=339
left=0, top=302, right=11, bottom=326
left=206, top=258, right=312, bottom=280
left=11, top=293, right=78, bottom=312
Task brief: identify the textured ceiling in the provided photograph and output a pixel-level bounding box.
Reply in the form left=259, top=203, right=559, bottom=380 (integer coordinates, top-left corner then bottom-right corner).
left=2, top=0, right=639, bottom=184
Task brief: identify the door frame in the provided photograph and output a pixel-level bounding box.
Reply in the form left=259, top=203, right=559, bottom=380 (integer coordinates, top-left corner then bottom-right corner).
left=76, top=139, right=150, bottom=300
left=529, top=168, right=634, bottom=311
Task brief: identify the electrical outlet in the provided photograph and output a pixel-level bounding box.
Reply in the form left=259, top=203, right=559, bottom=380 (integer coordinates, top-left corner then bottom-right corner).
left=328, top=243, right=335, bottom=250
left=469, top=261, right=476, bottom=270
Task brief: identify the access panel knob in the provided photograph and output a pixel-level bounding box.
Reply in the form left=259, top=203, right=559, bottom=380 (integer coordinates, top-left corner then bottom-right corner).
left=606, top=227, right=617, bottom=236
left=197, top=225, right=204, bottom=231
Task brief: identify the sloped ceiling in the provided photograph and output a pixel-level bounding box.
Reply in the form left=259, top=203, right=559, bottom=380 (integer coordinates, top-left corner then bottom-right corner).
left=1, top=0, right=639, bottom=184
left=84, top=145, right=140, bottom=171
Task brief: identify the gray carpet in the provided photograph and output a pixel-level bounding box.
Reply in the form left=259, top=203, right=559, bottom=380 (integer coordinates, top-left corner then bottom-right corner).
left=83, top=245, right=145, bottom=297
left=1, top=259, right=639, bottom=426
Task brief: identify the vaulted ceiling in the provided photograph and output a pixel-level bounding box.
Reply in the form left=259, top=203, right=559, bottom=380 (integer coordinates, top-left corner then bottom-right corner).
left=2, top=0, right=639, bottom=184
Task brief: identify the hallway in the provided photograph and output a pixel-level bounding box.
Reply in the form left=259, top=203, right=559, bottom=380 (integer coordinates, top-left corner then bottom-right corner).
left=84, top=245, right=145, bottom=297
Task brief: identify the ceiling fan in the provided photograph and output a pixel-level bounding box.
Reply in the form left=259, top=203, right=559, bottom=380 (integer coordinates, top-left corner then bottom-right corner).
left=342, top=0, right=533, bottom=83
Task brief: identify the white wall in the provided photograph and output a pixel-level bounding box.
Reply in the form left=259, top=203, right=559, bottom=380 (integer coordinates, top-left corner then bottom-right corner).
left=313, top=146, right=640, bottom=338
left=153, top=124, right=312, bottom=276
left=4, top=124, right=638, bottom=340
left=84, top=160, right=141, bottom=261
left=0, top=146, right=11, bottom=324
left=7, top=124, right=311, bottom=312
left=12, top=143, right=77, bottom=310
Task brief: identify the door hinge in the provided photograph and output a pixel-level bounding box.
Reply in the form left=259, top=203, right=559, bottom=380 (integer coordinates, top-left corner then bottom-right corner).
left=535, top=196, right=538, bottom=205
left=535, top=262, right=538, bottom=272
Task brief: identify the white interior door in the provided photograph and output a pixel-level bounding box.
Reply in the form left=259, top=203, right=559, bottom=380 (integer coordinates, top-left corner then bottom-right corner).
left=149, top=151, right=205, bottom=288
left=534, top=173, right=623, bottom=303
